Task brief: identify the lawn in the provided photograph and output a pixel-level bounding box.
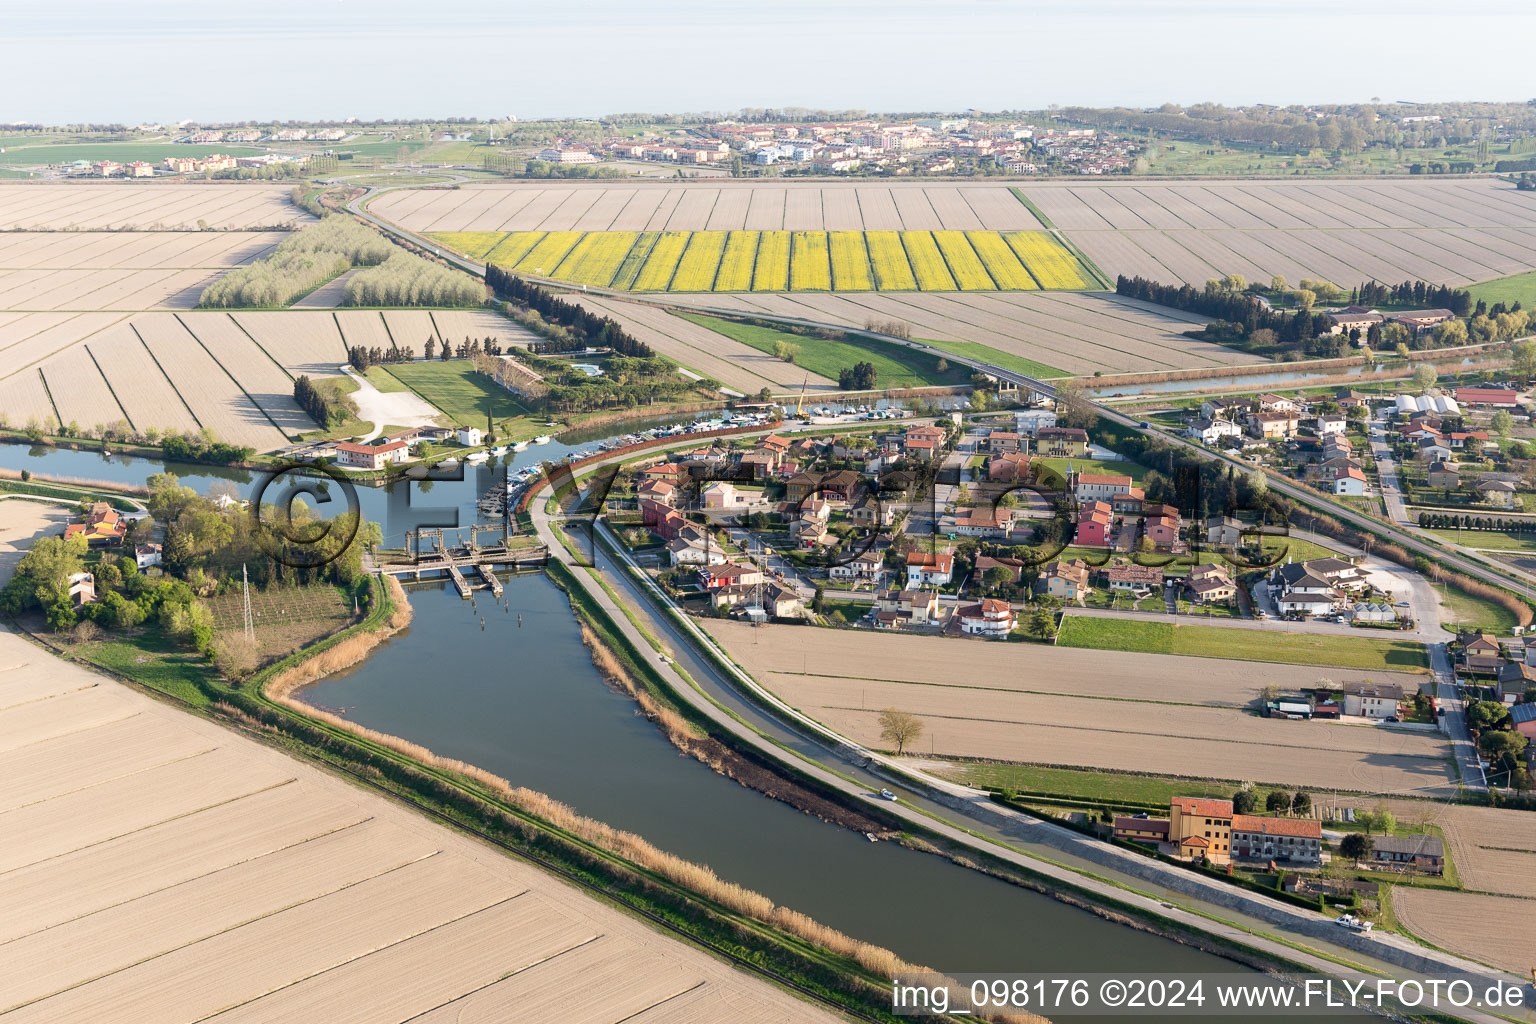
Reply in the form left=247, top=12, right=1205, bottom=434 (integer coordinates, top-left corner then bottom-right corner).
left=364, top=366, right=410, bottom=393
left=380, top=359, right=534, bottom=433
left=1421, top=527, right=1536, bottom=553
left=1035, top=456, right=1147, bottom=486
left=1468, top=270, right=1536, bottom=312
left=64, top=630, right=214, bottom=707
left=677, top=313, right=971, bottom=390
left=949, top=762, right=1282, bottom=810
left=1057, top=616, right=1430, bottom=672
left=914, top=337, right=1066, bottom=380
left=0, top=143, right=263, bottom=166
left=1431, top=582, right=1521, bottom=633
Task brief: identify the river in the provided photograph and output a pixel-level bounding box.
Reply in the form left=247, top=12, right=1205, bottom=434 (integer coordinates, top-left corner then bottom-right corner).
left=2, top=437, right=1327, bottom=1020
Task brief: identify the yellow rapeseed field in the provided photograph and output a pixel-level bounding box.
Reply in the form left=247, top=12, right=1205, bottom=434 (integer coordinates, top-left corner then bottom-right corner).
left=432, top=231, right=506, bottom=260
left=512, top=231, right=584, bottom=276
left=669, top=231, right=728, bottom=291
left=633, top=231, right=691, bottom=290
left=610, top=231, right=659, bottom=289
left=440, top=228, right=1095, bottom=294
left=482, top=231, right=546, bottom=267
left=864, top=231, right=918, bottom=290
left=752, top=230, right=791, bottom=291
left=931, top=230, right=995, bottom=291
left=1005, top=230, right=1091, bottom=289
left=827, top=231, right=873, bottom=291
left=899, top=231, right=958, bottom=291
left=714, top=230, right=759, bottom=291
left=789, top=231, right=832, bottom=291
left=966, top=230, right=1038, bottom=290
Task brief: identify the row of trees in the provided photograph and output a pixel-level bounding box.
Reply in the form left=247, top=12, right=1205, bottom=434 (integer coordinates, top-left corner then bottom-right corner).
left=484, top=269, right=654, bottom=358
left=293, top=374, right=355, bottom=428
left=1417, top=512, right=1536, bottom=534
left=342, top=252, right=484, bottom=308
left=1353, top=280, right=1475, bottom=314
left=200, top=215, right=396, bottom=308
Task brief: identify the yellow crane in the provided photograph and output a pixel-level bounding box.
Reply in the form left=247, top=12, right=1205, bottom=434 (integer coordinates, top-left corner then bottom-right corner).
left=794, top=375, right=809, bottom=418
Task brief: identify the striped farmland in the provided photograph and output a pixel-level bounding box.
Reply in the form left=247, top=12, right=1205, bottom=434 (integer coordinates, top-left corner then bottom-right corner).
left=435, top=229, right=1096, bottom=293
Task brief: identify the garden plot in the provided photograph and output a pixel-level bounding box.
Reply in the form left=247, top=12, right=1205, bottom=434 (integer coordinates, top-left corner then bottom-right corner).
left=0, top=183, right=305, bottom=230
left=37, top=343, right=127, bottom=431
left=177, top=314, right=316, bottom=435
left=704, top=621, right=1454, bottom=798
left=131, top=313, right=290, bottom=449
left=84, top=320, right=203, bottom=436
left=231, top=311, right=349, bottom=378
left=0, top=633, right=836, bottom=1024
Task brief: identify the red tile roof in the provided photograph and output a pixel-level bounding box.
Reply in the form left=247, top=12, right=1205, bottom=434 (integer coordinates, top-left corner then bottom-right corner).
left=1231, top=814, right=1322, bottom=839
left=1171, top=796, right=1233, bottom=818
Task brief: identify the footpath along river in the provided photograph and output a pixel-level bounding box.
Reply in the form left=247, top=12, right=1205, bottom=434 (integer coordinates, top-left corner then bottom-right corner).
left=1, top=438, right=1336, bottom=1022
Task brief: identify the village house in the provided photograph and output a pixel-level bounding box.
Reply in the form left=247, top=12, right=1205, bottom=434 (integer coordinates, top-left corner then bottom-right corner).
left=667, top=527, right=728, bottom=567
left=1074, top=472, right=1134, bottom=503
left=1255, top=393, right=1301, bottom=415
left=1457, top=631, right=1503, bottom=675
left=1042, top=559, right=1089, bottom=601
left=957, top=598, right=1015, bottom=637
left=134, top=543, right=163, bottom=569
left=828, top=549, right=885, bottom=587
left=1268, top=565, right=1340, bottom=617
left=700, top=481, right=740, bottom=509
left=64, top=502, right=127, bottom=546
left=1075, top=501, right=1113, bottom=548
left=905, top=552, right=954, bottom=586
left=1205, top=515, right=1245, bottom=548
left=1013, top=409, right=1057, bottom=436
left=697, top=562, right=764, bottom=591
left=1334, top=466, right=1368, bottom=496
left=737, top=448, right=780, bottom=478
left=1110, top=490, right=1145, bottom=515
left=1369, top=834, right=1444, bottom=875
left=1389, top=309, right=1454, bottom=334
left=1426, top=461, right=1461, bottom=489
left=1454, top=387, right=1520, bottom=409
left=455, top=426, right=483, bottom=447
left=1326, top=309, right=1384, bottom=336
left=1035, top=427, right=1089, bottom=458
left=1169, top=796, right=1233, bottom=865
left=1112, top=815, right=1171, bottom=846
left=1316, top=413, right=1347, bottom=435
left=984, top=429, right=1024, bottom=454
left=1496, top=661, right=1536, bottom=704
left=1249, top=412, right=1299, bottom=440
left=1104, top=562, right=1163, bottom=595
left=873, top=588, right=940, bottom=628
left=1141, top=506, right=1183, bottom=551
left=1230, top=815, right=1322, bottom=866
left=1511, top=703, right=1536, bottom=741
left=1416, top=437, right=1453, bottom=463
left=1185, top=417, right=1244, bottom=445
left=951, top=506, right=1016, bottom=539
left=1340, top=680, right=1404, bottom=719
left=1477, top=480, right=1517, bottom=508
left=1186, top=563, right=1236, bottom=605
left=987, top=452, right=1030, bottom=483
left=1200, top=397, right=1251, bottom=422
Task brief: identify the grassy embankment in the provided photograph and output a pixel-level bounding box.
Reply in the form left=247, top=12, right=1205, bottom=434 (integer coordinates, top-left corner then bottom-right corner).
left=676, top=312, right=973, bottom=390
left=1057, top=616, right=1430, bottom=672
left=1468, top=269, right=1536, bottom=310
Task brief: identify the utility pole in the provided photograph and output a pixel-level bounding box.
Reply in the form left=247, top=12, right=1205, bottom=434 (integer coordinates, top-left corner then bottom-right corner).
left=241, top=564, right=254, bottom=644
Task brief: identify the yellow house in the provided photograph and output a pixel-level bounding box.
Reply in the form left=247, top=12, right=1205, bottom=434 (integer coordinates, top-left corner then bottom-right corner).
left=1169, top=797, right=1233, bottom=865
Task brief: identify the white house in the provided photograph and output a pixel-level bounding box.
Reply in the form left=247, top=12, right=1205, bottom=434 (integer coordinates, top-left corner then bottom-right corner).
left=667, top=536, right=728, bottom=566
left=1186, top=418, right=1244, bottom=444
left=700, top=481, right=739, bottom=509
left=1341, top=681, right=1403, bottom=719
left=334, top=440, right=411, bottom=470
left=134, top=543, right=162, bottom=569
left=1333, top=466, right=1367, bottom=496
left=905, top=552, right=954, bottom=587
left=456, top=426, right=484, bottom=447
left=1316, top=414, right=1347, bottom=435
left=958, top=598, right=1015, bottom=637
left=828, top=549, right=885, bottom=587
left=1013, top=409, right=1057, bottom=436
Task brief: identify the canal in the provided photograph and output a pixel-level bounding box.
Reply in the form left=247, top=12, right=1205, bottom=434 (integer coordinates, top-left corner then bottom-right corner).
left=1, top=437, right=1331, bottom=1020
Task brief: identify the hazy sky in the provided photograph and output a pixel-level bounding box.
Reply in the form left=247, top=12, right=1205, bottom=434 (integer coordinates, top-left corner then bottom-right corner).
left=10, top=1, right=1535, bottom=123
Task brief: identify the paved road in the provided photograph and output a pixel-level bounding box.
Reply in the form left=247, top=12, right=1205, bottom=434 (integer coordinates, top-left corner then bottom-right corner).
left=1368, top=418, right=1412, bottom=525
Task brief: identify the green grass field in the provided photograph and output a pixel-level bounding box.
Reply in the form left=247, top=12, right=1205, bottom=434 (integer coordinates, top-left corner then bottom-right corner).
left=1057, top=617, right=1430, bottom=672
left=677, top=313, right=973, bottom=389
left=914, top=337, right=1066, bottom=380
left=434, top=228, right=1098, bottom=294
left=0, top=143, right=262, bottom=166
left=1421, top=527, right=1536, bottom=552
left=1430, top=582, right=1522, bottom=633
left=380, top=360, right=534, bottom=434
left=1467, top=270, right=1536, bottom=310
left=1036, top=457, right=1147, bottom=485
left=950, top=762, right=1282, bottom=809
